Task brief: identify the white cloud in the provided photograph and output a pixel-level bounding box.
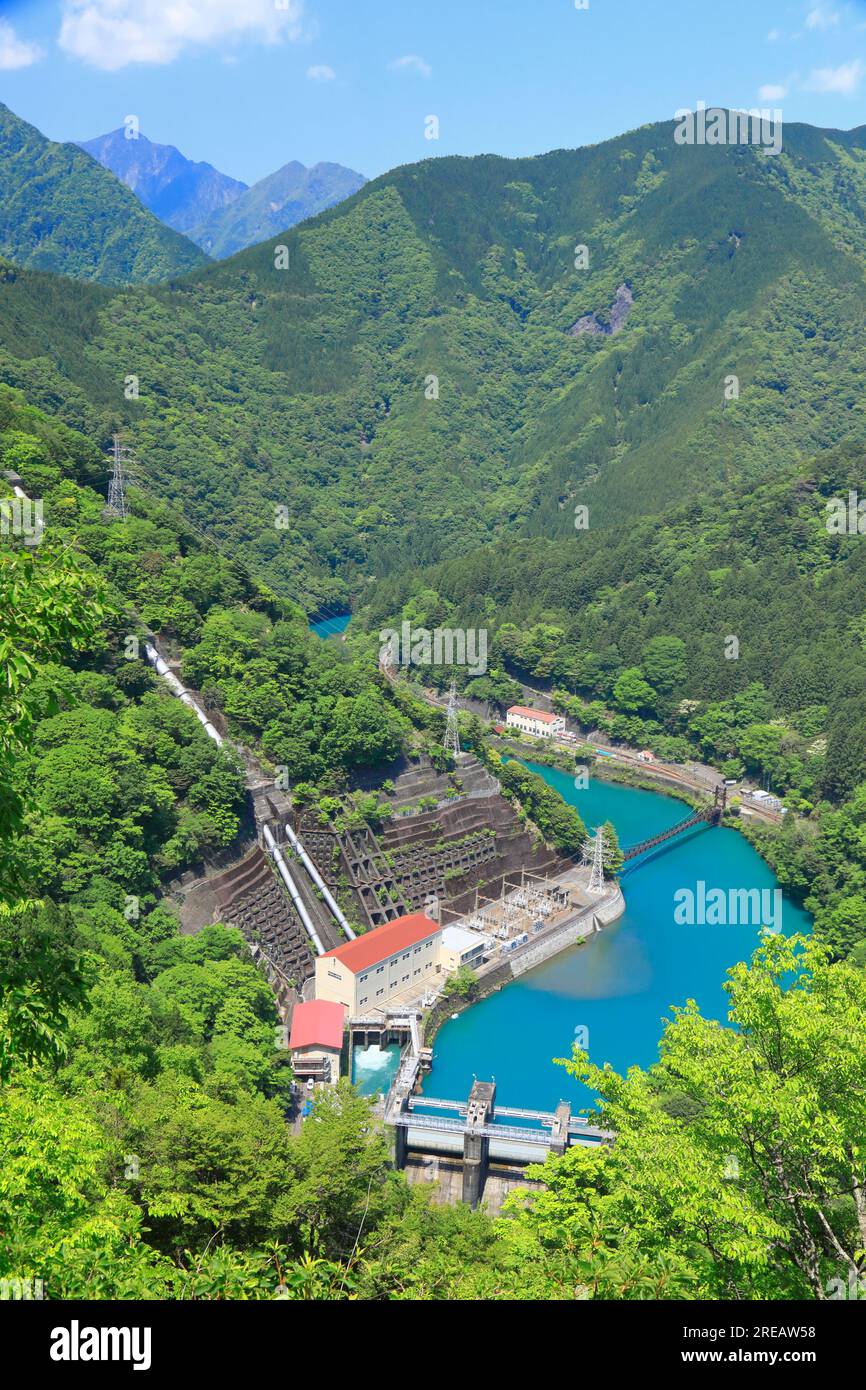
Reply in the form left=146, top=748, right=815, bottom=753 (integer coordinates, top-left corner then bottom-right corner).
left=806, top=58, right=864, bottom=93
left=307, top=64, right=335, bottom=80
left=59, top=0, right=304, bottom=71
left=390, top=53, right=432, bottom=78
left=806, top=4, right=840, bottom=29
left=759, top=82, right=788, bottom=99
left=0, top=20, right=42, bottom=70
left=767, top=28, right=783, bottom=42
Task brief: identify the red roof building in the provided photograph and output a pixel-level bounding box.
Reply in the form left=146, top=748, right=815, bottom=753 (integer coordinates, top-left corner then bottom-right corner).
left=322, top=912, right=439, bottom=974
left=289, top=999, right=346, bottom=1052
left=315, top=912, right=442, bottom=1014
left=506, top=705, right=559, bottom=724
left=505, top=705, right=566, bottom=738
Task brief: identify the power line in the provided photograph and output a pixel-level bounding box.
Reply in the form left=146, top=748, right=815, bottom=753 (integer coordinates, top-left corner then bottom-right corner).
left=587, top=825, right=606, bottom=894
left=118, top=463, right=350, bottom=625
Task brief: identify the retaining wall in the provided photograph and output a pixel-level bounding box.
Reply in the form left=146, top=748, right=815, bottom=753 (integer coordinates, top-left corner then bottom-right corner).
left=509, top=885, right=625, bottom=976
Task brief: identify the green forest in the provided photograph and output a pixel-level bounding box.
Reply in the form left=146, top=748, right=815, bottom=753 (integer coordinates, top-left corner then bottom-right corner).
left=5, top=119, right=866, bottom=616
left=3, top=384, right=866, bottom=1300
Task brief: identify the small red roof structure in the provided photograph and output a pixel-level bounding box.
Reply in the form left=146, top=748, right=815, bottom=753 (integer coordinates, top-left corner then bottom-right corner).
left=289, top=1000, right=346, bottom=1051
left=507, top=705, right=558, bottom=724
left=322, top=912, right=439, bottom=975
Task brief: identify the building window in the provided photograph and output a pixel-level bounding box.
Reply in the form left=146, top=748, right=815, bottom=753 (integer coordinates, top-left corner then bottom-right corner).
left=376, top=965, right=384, bottom=974
left=376, top=988, right=384, bottom=998
left=402, top=974, right=409, bottom=983
left=359, top=997, right=367, bottom=1007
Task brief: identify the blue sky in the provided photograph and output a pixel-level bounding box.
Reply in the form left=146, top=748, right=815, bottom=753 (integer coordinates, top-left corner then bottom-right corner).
left=2, top=0, right=866, bottom=184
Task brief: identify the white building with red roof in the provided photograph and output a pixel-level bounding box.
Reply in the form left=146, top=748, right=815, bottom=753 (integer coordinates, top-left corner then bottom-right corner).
left=314, top=911, right=441, bottom=1015
left=289, top=999, right=346, bottom=1086
left=506, top=705, right=565, bottom=739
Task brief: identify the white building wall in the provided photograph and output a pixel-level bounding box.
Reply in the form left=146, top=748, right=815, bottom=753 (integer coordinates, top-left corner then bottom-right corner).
left=315, top=932, right=441, bottom=1013
left=505, top=711, right=565, bottom=739
left=315, top=957, right=356, bottom=1012
left=356, top=934, right=439, bottom=1010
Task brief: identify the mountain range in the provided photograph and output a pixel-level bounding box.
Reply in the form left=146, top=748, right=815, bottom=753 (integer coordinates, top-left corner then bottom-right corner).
left=4, top=101, right=866, bottom=822
left=78, top=128, right=367, bottom=258
left=7, top=85, right=866, bottom=1310
left=3, top=110, right=866, bottom=629
left=0, top=103, right=208, bottom=284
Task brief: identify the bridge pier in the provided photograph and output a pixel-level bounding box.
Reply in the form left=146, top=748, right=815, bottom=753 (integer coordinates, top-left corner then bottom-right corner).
left=462, top=1080, right=496, bottom=1208
left=393, top=1117, right=408, bottom=1170
left=550, top=1101, right=571, bottom=1157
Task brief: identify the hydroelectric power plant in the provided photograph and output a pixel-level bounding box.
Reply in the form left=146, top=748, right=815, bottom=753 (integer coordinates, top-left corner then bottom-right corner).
left=124, top=617, right=809, bottom=1210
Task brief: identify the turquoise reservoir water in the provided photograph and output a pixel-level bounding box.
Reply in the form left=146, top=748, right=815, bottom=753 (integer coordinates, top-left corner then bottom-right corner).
left=424, top=762, right=811, bottom=1112
left=309, top=612, right=351, bottom=639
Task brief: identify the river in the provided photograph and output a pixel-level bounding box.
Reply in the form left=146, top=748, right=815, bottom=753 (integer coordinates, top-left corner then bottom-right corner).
left=309, top=612, right=351, bottom=639
left=418, top=761, right=811, bottom=1112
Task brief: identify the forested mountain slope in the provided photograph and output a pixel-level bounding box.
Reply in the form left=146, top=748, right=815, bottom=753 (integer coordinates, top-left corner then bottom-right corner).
left=5, top=388, right=866, bottom=1299
left=2, top=117, right=866, bottom=611
left=0, top=105, right=208, bottom=284
left=363, top=439, right=866, bottom=798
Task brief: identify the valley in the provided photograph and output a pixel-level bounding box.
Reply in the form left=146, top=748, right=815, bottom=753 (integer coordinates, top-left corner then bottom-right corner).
left=3, top=49, right=866, bottom=1310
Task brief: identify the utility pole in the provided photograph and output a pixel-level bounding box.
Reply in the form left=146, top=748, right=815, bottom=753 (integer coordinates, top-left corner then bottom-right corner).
left=104, top=433, right=130, bottom=521
left=443, top=679, right=461, bottom=758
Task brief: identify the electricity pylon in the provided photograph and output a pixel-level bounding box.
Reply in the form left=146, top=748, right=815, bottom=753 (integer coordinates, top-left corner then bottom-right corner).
left=443, top=679, right=461, bottom=757
left=104, top=433, right=131, bottom=520
left=587, top=825, right=606, bottom=894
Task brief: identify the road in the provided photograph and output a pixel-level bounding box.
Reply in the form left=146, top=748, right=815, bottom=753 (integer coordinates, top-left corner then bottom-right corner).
left=384, top=667, right=783, bottom=827
left=500, top=682, right=784, bottom=826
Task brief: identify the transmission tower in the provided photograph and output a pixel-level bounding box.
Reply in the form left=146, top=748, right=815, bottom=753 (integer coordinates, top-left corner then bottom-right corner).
left=104, top=433, right=130, bottom=521
left=587, top=825, right=606, bottom=894
left=443, top=679, right=461, bottom=758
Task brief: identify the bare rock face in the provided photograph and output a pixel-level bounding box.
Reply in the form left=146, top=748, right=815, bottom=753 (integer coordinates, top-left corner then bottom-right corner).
left=568, top=281, right=634, bottom=337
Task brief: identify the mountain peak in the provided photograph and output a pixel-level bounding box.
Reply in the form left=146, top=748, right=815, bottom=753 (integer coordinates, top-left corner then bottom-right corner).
left=0, top=102, right=208, bottom=284
left=78, top=128, right=248, bottom=236
left=79, top=127, right=367, bottom=257
left=190, top=157, right=367, bottom=259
